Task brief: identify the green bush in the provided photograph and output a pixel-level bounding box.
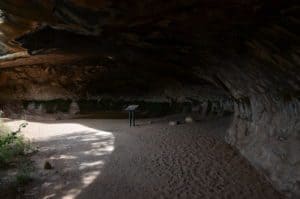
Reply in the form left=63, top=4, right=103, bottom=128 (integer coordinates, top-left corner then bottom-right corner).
left=0, top=134, right=27, bottom=166
left=0, top=112, right=29, bottom=168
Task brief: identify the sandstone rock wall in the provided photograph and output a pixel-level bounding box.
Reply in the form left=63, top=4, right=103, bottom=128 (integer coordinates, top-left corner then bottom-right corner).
left=0, top=0, right=299, bottom=197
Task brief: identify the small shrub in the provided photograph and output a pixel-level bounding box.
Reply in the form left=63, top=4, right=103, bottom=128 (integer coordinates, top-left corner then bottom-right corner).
left=0, top=111, right=34, bottom=198
left=0, top=111, right=30, bottom=168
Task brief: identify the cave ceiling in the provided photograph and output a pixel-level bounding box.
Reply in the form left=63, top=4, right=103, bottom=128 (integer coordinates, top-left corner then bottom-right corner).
left=1, top=0, right=297, bottom=60
left=0, top=0, right=299, bottom=98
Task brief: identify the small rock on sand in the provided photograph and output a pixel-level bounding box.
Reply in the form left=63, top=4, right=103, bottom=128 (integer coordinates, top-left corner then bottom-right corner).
left=185, top=116, right=194, bottom=123
left=169, top=121, right=180, bottom=126
left=44, top=161, right=53, bottom=170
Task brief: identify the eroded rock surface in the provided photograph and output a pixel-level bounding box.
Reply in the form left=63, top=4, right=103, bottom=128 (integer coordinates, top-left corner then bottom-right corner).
left=0, top=0, right=299, bottom=197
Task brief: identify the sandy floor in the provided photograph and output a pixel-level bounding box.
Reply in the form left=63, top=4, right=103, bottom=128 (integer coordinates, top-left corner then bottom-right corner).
left=5, top=117, right=283, bottom=199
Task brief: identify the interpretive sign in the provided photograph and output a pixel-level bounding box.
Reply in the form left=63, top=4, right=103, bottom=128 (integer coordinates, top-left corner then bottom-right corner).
left=125, top=105, right=139, bottom=126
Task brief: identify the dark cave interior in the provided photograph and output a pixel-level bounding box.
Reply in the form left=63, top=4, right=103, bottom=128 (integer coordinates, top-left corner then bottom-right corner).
left=0, top=0, right=299, bottom=198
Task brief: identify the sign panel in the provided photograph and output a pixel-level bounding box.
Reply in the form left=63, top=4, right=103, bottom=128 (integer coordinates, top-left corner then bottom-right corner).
left=125, top=105, right=139, bottom=111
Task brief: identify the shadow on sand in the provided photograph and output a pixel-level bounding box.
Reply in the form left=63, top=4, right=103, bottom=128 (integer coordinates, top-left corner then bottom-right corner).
left=21, top=116, right=283, bottom=199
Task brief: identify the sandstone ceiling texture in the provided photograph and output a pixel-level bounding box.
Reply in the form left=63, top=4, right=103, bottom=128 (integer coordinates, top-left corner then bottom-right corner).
left=0, top=0, right=299, bottom=197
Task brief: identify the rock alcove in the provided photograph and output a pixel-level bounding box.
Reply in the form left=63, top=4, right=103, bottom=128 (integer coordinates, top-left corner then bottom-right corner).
left=0, top=0, right=299, bottom=197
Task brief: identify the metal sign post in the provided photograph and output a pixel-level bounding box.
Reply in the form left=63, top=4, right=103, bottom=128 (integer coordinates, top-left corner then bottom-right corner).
left=125, top=105, right=139, bottom=127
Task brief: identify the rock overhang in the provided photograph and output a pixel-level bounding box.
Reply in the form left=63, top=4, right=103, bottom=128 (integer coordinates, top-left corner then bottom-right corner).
left=0, top=0, right=296, bottom=56
left=0, top=1, right=299, bottom=197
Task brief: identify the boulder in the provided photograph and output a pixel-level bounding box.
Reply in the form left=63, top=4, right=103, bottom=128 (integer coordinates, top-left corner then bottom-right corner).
left=69, top=101, right=80, bottom=115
